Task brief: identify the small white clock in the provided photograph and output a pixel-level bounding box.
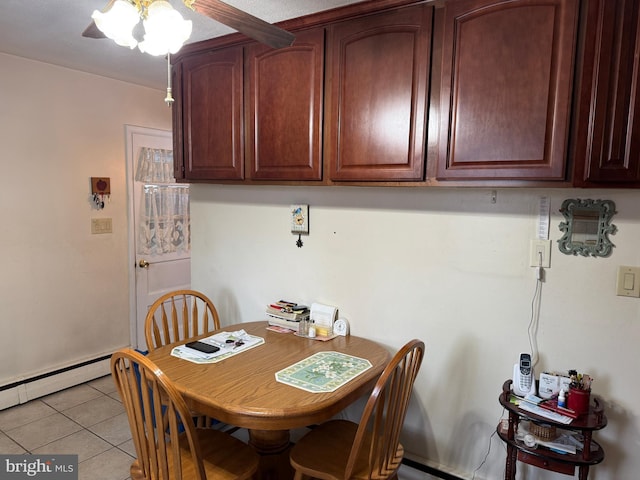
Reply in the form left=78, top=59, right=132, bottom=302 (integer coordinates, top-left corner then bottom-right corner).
left=333, top=318, right=349, bottom=336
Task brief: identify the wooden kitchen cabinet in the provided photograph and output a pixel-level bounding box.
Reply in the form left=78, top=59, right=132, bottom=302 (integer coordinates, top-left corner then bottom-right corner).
left=436, top=0, right=579, bottom=181
left=177, top=46, right=244, bottom=180
left=174, top=0, right=637, bottom=189
left=324, top=3, right=432, bottom=182
left=572, top=0, right=640, bottom=186
left=245, top=28, right=324, bottom=181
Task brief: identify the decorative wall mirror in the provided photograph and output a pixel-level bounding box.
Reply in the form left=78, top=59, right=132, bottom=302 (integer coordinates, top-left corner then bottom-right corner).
left=558, top=199, right=617, bottom=257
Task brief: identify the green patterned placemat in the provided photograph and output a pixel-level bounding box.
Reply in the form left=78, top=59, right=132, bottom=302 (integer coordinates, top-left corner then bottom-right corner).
left=275, top=351, right=372, bottom=393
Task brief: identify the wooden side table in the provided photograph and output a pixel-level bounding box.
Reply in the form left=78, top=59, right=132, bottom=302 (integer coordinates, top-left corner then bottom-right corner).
left=498, top=380, right=607, bottom=480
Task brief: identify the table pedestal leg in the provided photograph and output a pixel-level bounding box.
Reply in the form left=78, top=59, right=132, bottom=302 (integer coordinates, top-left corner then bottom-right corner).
left=249, top=429, right=294, bottom=480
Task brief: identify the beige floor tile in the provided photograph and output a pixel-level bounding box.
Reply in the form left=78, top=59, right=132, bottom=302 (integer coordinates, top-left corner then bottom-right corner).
left=32, top=429, right=111, bottom=462
left=87, top=375, right=117, bottom=395
left=6, top=413, right=83, bottom=451
left=117, top=438, right=136, bottom=458
left=108, top=391, right=122, bottom=403
left=88, top=412, right=131, bottom=446
left=63, top=395, right=124, bottom=428
left=0, top=431, right=27, bottom=454
left=0, top=400, right=56, bottom=431
left=78, top=446, right=134, bottom=480
left=41, top=384, right=103, bottom=411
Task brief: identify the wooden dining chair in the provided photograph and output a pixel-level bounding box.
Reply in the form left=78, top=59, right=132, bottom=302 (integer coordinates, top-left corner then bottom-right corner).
left=144, top=289, right=220, bottom=352
left=144, top=289, right=227, bottom=429
left=111, top=349, right=259, bottom=480
left=289, top=339, right=425, bottom=480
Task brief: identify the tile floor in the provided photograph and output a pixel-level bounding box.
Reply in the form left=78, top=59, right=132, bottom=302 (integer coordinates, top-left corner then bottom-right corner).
left=0, top=375, right=134, bottom=480
left=0, top=375, right=438, bottom=480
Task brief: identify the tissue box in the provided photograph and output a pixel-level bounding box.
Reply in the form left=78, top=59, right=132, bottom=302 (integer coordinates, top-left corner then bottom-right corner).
left=538, top=372, right=571, bottom=399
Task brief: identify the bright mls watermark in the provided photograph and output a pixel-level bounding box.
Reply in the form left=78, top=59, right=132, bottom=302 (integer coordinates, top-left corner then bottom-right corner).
left=0, top=455, right=77, bottom=479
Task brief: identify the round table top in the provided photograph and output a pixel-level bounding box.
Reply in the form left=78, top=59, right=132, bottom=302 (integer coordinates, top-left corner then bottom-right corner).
left=146, top=321, right=391, bottom=430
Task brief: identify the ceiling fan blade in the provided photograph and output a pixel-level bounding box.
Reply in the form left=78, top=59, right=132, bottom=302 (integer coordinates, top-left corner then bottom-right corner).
left=82, top=21, right=107, bottom=39
left=81, top=0, right=115, bottom=39
left=194, top=0, right=295, bottom=49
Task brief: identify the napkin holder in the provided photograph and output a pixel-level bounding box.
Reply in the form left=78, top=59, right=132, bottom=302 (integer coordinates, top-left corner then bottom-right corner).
left=310, top=303, right=338, bottom=336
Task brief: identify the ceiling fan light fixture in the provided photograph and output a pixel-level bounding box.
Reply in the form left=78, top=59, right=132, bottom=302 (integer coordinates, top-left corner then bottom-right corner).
left=91, top=0, right=140, bottom=49
left=138, top=1, right=193, bottom=56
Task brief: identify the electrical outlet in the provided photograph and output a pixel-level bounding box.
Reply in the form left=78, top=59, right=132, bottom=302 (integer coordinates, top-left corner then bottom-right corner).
left=529, top=239, right=551, bottom=268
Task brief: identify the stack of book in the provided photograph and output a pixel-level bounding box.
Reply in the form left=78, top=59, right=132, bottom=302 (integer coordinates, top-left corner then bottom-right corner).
left=266, top=301, right=309, bottom=330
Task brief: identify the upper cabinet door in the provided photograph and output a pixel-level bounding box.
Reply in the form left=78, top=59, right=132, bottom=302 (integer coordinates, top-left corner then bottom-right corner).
left=437, top=0, right=579, bottom=180
left=572, top=0, right=640, bottom=186
left=181, top=46, right=244, bottom=180
left=325, top=4, right=432, bottom=181
left=245, top=29, right=324, bottom=181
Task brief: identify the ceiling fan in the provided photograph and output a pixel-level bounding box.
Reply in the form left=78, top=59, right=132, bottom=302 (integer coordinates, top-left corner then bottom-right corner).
left=83, top=0, right=296, bottom=50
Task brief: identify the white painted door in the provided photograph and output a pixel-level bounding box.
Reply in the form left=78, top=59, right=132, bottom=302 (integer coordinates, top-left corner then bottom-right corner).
left=125, top=125, right=190, bottom=351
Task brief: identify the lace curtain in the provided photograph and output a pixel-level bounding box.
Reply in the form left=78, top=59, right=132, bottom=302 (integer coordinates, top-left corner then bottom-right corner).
left=135, top=148, right=190, bottom=255
left=135, top=147, right=175, bottom=183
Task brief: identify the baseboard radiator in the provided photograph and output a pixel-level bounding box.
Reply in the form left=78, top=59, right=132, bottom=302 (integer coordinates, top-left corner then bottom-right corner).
left=0, top=355, right=111, bottom=410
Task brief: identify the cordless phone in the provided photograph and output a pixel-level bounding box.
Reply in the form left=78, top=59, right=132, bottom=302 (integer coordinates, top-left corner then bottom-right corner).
left=513, top=353, right=536, bottom=396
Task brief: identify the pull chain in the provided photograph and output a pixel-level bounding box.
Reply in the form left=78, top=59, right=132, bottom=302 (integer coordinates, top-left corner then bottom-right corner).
left=164, top=53, right=174, bottom=107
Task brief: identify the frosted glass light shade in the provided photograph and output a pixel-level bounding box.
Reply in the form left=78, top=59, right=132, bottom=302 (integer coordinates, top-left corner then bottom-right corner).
left=91, top=0, right=140, bottom=49
left=138, top=1, right=193, bottom=56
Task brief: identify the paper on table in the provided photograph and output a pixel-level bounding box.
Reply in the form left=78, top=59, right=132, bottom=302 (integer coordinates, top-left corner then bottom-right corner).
left=171, top=329, right=264, bottom=364
left=310, top=303, right=337, bottom=330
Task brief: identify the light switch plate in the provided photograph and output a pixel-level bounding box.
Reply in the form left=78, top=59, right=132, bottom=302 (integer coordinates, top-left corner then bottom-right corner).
left=616, top=266, right=640, bottom=297
left=291, top=205, right=309, bottom=234
left=91, top=218, right=112, bottom=234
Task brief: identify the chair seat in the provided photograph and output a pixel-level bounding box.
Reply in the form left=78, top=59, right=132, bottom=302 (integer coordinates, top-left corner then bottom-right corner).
left=290, top=419, right=404, bottom=480
left=184, top=428, right=258, bottom=479
left=289, top=340, right=423, bottom=480
left=131, top=428, right=258, bottom=480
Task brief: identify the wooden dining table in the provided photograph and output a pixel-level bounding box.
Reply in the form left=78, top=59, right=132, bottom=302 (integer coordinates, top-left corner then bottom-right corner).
left=146, top=321, right=391, bottom=479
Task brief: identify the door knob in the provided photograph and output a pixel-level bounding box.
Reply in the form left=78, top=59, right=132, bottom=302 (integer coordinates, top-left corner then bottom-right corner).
left=138, top=259, right=150, bottom=268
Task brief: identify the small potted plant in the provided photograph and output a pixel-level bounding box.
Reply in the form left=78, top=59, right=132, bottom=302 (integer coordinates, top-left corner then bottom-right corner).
left=567, top=369, right=592, bottom=415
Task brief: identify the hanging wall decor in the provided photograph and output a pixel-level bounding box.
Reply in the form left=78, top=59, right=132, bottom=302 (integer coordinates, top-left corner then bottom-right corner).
left=558, top=198, right=617, bottom=257
left=91, top=177, right=111, bottom=209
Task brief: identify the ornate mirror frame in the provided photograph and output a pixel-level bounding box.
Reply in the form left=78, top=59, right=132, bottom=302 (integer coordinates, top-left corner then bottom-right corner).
left=558, top=199, right=617, bottom=257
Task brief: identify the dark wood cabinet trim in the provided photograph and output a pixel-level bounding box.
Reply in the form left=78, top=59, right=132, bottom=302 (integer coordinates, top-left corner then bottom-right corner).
left=571, top=0, right=640, bottom=187
left=181, top=46, right=245, bottom=180
left=245, top=29, right=324, bottom=181
left=172, top=61, right=185, bottom=181
left=436, top=0, right=579, bottom=181
left=324, top=4, right=432, bottom=181
left=174, top=0, right=436, bottom=59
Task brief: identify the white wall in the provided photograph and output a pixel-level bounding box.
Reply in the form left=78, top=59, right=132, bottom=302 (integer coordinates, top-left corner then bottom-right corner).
left=191, top=185, right=640, bottom=479
left=0, top=53, right=171, bottom=396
